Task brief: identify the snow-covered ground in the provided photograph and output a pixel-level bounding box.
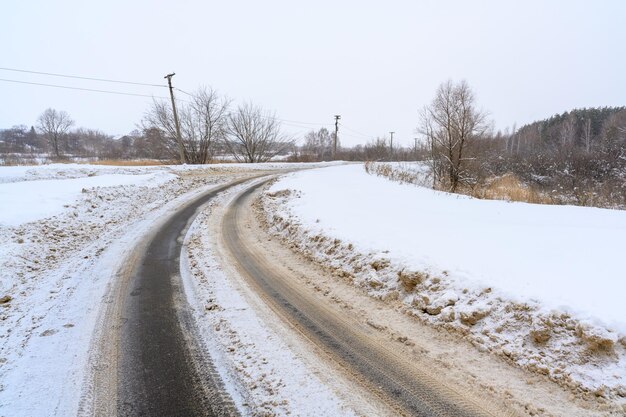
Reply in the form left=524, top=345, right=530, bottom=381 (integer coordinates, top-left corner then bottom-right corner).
left=0, top=161, right=343, bottom=416
left=0, top=164, right=232, bottom=415
left=261, top=163, right=626, bottom=400
left=181, top=187, right=362, bottom=416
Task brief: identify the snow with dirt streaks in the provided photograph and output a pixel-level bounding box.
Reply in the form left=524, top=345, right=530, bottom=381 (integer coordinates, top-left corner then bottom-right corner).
left=182, top=192, right=359, bottom=416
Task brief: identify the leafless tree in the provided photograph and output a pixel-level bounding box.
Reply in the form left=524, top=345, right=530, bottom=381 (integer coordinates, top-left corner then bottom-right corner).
left=419, top=80, right=488, bottom=192
left=37, top=108, right=74, bottom=158
left=224, top=103, right=293, bottom=163
left=560, top=113, right=576, bottom=149
left=583, top=118, right=592, bottom=153
left=363, top=137, right=389, bottom=161
left=302, top=128, right=333, bottom=161
left=143, top=87, right=229, bottom=164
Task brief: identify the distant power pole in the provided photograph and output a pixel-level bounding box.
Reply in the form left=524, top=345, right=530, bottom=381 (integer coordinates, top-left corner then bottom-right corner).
left=333, top=115, right=341, bottom=160
left=389, top=131, right=395, bottom=160
left=414, top=137, right=418, bottom=160
left=164, top=72, right=185, bottom=164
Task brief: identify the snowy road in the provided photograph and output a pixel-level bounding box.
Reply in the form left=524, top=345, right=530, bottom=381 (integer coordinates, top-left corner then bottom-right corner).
left=112, top=179, right=256, bottom=416
left=219, top=180, right=507, bottom=417
left=3, top=163, right=619, bottom=416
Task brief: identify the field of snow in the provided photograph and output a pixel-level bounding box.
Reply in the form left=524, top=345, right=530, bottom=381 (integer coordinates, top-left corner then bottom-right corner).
left=262, top=163, right=626, bottom=399
left=0, top=172, right=176, bottom=226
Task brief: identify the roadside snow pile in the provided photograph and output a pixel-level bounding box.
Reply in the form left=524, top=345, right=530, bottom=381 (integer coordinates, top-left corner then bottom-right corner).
left=260, top=164, right=626, bottom=401
left=0, top=172, right=175, bottom=226
left=0, top=164, right=242, bottom=416
left=182, top=195, right=358, bottom=416
left=0, top=163, right=164, bottom=184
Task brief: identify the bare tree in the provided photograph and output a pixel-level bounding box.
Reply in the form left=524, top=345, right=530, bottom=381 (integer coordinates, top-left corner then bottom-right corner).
left=560, top=113, right=576, bottom=149
left=582, top=118, right=592, bottom=153
left=37, top=108, right=74, bottom=158
left=142, top=87, right=229, bottom=164
left=363, top=137, right=389, bottom=161
left=302, top=128, right=333, bottom=161
left=419, top=80, right=488, bottom=192
left=224, top=103, right=293, bottom=163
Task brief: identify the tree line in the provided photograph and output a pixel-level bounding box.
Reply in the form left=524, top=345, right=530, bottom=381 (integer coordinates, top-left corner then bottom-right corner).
left=2, top=80, right=626, bottom=208
left=0, top=87, right=295, bottom=164
left=414, top=80, right=626, bottom=207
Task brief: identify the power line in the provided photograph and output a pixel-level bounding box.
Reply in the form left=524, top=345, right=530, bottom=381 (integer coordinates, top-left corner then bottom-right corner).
left=0, top=78, right=175, bottom=100
left=0, top=67, right=349, bottom=134
left=278, top=118, right=327, bottom=126
left=0, top=66, right=167, bottom=88
left=175, top=87, right=193, bottom=96
left=223, top=111, right=329, bottom=129
left=338, top=122, right=374, bottom=139
left=281, top=121, right=326, bottom=130
left=337, top=131, right=373, bottom=140
left=177, top=88, right=327, bottom=127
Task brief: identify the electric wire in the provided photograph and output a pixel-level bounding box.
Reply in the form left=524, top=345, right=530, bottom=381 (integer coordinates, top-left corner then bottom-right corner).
left=174, top=87, right=194, bottom=96
left=0, top=66, right=167, bottom=88
left=1, top=67, right=378, bottom=141
left=338, top=122, right=375, bottom=139
left=0, top=78, right=174, bottom=100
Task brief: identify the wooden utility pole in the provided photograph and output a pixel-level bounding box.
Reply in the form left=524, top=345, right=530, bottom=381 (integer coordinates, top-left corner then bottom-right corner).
left=333, top=115, right=341, bottom=160
left=389, top=131, right=395, bottom=160
left=414, top=137, right=418, bottom=160
left=164, top=72, right=185, bottom=164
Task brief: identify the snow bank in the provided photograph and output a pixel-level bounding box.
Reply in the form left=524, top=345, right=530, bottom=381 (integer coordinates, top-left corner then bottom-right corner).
left=0, top=163, right=158, bottom=184
left=0, top=161, right=344, bottom=184
left=262, top=163, right=626, bottom=399
left=270, top=164, right=626, bottom=333
left=0, top=166, right=238, bottom=415
left=182, top=195, right=359, bottom=416
left=0, top=172, right=175, bottom=226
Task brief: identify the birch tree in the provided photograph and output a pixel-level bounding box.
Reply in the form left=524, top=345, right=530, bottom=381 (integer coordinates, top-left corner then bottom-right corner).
left=419, top=80, right=488, bottom=192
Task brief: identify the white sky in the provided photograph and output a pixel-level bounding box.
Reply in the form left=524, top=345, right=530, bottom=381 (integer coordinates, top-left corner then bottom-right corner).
left=1, top=0, right=625, bottom=146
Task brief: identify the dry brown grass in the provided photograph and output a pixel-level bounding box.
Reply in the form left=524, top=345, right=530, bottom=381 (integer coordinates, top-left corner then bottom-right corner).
left=364, top=161, right=420, bottom=184
left=469, top=174, right=552, bottom=205
left=365, top=162, right=557, bottom=206
left=89, top=159, right=171, bottom=166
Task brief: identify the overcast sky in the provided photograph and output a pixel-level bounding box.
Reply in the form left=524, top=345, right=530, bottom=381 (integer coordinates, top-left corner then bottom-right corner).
left=1, top=0, right=625, bottom=146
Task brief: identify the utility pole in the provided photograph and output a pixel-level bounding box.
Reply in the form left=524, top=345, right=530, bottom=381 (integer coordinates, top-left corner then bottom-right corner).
left=389, top=131, right=395, bottom=161
left=414, top=137, right=418, bottom=161
left=164, top=72, right=185, bottom=164
left=333, top=115, right=341, bottom=160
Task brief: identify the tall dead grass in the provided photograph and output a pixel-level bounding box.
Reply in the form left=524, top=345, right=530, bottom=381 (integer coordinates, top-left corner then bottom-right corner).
left=364, top=161, right=421, bottom=185
left=365, top=162, right=555, bottom=206
left=468, top=174, right=552, bottom=204
left=89, top=159, right=171, bottom=166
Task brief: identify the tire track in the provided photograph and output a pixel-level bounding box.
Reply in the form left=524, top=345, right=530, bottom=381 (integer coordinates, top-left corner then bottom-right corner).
left=221, top=180, right=519, bottom=417
left=99, top=178, right=259, bottom=417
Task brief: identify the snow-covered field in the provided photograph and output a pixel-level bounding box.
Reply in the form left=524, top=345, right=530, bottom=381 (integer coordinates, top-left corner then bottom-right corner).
left=261, top=164, right=626, bottom=400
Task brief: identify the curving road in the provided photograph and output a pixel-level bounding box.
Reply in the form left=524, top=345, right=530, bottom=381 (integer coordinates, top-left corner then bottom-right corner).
left=97, top=175, right=516, bottom=417
left=221, top=180, right=514, bottom=417
left=114, top=179, right=254, bottom=417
